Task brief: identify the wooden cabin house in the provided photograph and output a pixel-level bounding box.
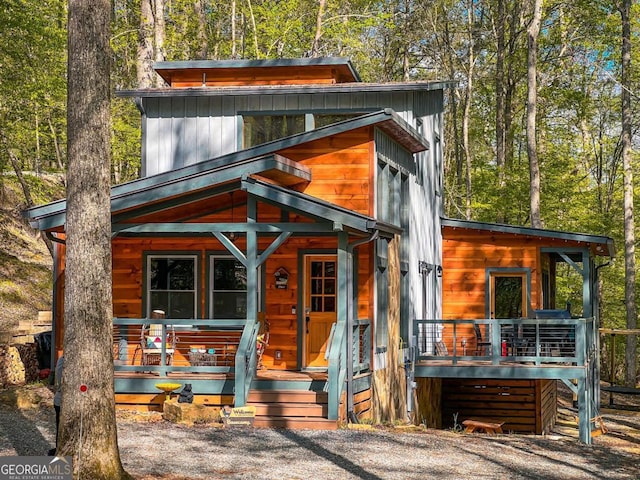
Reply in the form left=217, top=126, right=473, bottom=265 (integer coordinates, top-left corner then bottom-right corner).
left=26, top=58, right=613, bottom=442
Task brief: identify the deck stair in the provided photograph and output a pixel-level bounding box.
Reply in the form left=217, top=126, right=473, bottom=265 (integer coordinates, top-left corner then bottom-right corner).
left=247, top=371, right=337, bottom=430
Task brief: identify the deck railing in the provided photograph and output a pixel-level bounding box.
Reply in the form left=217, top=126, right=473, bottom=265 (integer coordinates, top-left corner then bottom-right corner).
left=413, top=317, right=595, bottom=367
left=111, top=318, right=248, bottom=376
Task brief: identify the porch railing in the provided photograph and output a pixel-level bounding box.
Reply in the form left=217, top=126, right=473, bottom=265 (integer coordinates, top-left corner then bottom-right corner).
left=326, top=318, right=372, bottom=419
left=111, top=317, right=250, bottom=377
left=234, top=317, right=261, bottom=407
left=413, top=317, right=595, bottom=367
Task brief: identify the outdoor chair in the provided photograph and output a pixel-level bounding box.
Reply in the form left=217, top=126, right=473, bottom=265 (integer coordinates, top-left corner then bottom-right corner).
left=474, top=324, right=491, bottom=356
left=139, top=310, right=176, bottom=366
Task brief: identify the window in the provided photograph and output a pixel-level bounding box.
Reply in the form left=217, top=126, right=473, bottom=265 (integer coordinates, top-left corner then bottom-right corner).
left=242, top=112, right=367, bottom=148
left=209, top=257, right=247, bottom=319
left=309, top=260, right=336, bottom=312
left=243, top=115, right=305, bottom=148
left=313, top=113, right=361, bottom=128
left=487, top=270, right=529, bottom=319
left=147, top=255, right=197, bottom=319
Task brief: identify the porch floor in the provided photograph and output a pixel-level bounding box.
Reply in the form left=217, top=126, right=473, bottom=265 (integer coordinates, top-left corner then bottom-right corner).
left=113, top=368, right=328, bottom=382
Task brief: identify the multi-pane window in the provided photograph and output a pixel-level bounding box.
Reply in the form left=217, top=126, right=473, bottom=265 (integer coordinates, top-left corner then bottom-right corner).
left=209, top=257, right=247, bottom=319
left=147, top=255, right=197, bottom=319
left=309, top=260, right=336, bottom=312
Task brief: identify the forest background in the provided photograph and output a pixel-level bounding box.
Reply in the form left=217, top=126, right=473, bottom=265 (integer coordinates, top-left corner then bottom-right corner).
left=0, top=0, right=638, bottom=384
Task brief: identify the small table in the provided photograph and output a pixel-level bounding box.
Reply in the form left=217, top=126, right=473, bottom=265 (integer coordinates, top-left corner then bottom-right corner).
left=189, top=352, right=217, bottom=366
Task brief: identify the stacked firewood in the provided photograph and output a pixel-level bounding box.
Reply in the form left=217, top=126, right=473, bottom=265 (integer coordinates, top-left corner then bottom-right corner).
left=0, top=344, right=39, bottom=388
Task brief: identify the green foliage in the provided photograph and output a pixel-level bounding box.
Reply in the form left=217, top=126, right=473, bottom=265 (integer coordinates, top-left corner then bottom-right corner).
left=3, top=0, right=640, bottom=334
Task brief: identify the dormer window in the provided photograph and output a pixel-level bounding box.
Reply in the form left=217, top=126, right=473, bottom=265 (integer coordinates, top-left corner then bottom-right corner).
left=242, top=112, right=365, bottom=148
left=243, top=114, right=305, bottom=148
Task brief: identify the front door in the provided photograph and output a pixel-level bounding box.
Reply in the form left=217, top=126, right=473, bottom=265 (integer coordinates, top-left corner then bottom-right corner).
left=304, top=255, right=337, bottom=368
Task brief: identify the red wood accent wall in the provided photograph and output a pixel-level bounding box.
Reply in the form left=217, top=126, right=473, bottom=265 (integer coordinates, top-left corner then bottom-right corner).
left=278, top=127, right=375, bottom=216
left=442, top=229, right=541, bottom=321
left=161, top=65, right=356, bottom=88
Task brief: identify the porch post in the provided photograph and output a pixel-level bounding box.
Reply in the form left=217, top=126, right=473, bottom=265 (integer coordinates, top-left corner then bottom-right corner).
left=328, top=231, right=349, bottom=420
left=235, top=195, right=258, bottom=407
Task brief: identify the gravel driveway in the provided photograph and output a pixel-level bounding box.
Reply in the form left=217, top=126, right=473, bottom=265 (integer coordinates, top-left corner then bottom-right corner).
left=0, top=385, right=638, bottom=480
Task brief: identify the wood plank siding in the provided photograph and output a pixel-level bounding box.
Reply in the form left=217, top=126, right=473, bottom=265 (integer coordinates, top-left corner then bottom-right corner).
left=47, top=235, right=375, bottom=373
left=140, top=90, right=440, bottom=177
left=441, top=379, right=556, bottom=434
left=163, top=66, right=354, bottom=88
left=441, top=226, right=590, bottom=343
left=279, top=129, right=374, bottom=215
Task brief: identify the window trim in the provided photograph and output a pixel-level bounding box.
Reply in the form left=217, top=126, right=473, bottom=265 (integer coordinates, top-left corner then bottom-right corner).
left=143, top=252, right=200, bottom=319
left=206, top=253, right=262, bottom=319
left=484, top=268, right=531, bottom=319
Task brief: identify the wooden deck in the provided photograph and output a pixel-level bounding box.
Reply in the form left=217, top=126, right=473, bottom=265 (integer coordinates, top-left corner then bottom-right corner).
left=414, top=359, right=586, bottom=380
left=114, top=368, right=329, bottom=410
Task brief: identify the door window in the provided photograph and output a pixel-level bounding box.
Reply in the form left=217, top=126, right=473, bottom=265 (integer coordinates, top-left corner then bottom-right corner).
left=489, top=271, right=527, bottom=319
left=309, top=260, right=336, bottom=312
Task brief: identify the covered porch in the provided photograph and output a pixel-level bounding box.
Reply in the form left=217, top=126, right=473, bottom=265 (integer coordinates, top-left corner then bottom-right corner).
left=110, top=315, right=373, bottom=427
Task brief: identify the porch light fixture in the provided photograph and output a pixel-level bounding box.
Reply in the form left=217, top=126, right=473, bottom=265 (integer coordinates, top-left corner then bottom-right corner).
left=436, top=265, right=443, bottom=277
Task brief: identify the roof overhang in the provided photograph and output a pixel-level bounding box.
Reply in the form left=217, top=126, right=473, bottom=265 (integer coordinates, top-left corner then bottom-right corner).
left=25, top=109, right=426, bottom=232
left=117, top=80, right=456, bottom=98
left=241, top=177, right=401, bottom=238
left=153, top=57, right=362, bottom=85
left=442, top=218, right=615, bottom=259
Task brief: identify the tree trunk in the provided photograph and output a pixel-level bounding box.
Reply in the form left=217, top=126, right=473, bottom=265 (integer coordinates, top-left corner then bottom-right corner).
left=64, top=1, right=130, bottom=478
left=137, top=0, right=154, bottom=88
left=246, top=0, right=260, bottom=58
left=47, top=116, right=65, bottom=173
left=463, top=0, right=475, bottom=221
left=619, top=0, right=637, bottom=387
left=153, top=0, right=166, bottom=82
left=527, top=0, right=542, bottom=228
left=231, top=0, right=237, bottom=58
left=0, top=130, right=54, bottom=257
left=195, top=0, right=208, bottom=59
left=494, top=0, right=507, bottom=197
left=311, top=0, right=326, bottom=57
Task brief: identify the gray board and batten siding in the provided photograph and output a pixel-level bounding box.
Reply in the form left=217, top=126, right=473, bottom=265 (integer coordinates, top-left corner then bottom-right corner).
left=120, top=85, right=447, bottom=177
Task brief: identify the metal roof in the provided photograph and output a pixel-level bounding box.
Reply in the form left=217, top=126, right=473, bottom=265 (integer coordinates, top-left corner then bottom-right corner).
left=25, top=110, right=423, bottom=232
left=116, top=80, right=456, bottom=98
left=241, top=177, right=402, bottom=238
left=441, top=218, right=615, bottom=258
left=153, top=57, right=362, bottom=83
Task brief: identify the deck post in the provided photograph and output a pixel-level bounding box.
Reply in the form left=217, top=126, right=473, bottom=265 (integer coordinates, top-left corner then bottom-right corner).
left=491, top=321, right=501, bottom=365
left=577, top=376, right=591, bottom=444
